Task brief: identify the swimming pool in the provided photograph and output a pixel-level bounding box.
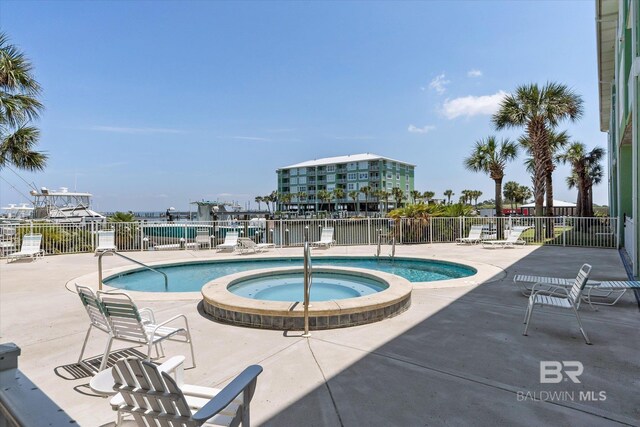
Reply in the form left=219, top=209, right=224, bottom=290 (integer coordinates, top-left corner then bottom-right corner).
left=104, top=257, right=476, bottom=292
left=228, top=271, right=388, bottom=302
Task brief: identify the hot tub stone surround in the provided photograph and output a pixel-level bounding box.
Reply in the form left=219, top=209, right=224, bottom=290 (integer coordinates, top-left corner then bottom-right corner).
left=201, top=266, right=412, bottom=331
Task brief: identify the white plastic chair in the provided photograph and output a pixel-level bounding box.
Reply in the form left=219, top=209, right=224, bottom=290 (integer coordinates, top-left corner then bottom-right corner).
left=237, top=237, right=274, bottom=254
left=523, top=264, right=593, bottom=344
left=109, top=357, right=262, bottom=427
left=313, top=227, right=335, bottom=248
left=455, top=224, right=484, bottom=245
left=7, top=233, right=44, bottom=262
left=97, top=291, right=196, bottom=371
left=95, top=230, right=117, bottom=253
left=217, top=231, right=239, bottom=251
left=195, top=229, right=212, bottom=250
left=482, top=226, right=529, bottom=248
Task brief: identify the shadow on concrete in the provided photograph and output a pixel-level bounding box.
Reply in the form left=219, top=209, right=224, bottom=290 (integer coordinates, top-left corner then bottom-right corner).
left=260, top=246, right=639, bottom=426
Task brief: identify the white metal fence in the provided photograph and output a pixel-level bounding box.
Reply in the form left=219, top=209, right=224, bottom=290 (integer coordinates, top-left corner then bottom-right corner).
left=0, top=216, right=618, bottom=257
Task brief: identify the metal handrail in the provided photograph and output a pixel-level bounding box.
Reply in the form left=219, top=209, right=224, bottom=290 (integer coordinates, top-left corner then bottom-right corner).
left=302, top=241, right=312, bottom=337
left=375, top=230, right=395, bottom=259
left=98, top=250, right=169, bottom=291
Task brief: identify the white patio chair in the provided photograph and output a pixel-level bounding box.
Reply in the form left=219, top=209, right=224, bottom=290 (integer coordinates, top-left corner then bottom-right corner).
left=313, top=227, right=335, bottom=248
left=95, top=230, right=117, bottom=253
left=7, top=233, right=44, bottom=263
left=109, top=356, right=262, bottom=427
left=217, top=231, right=239, bottom=251
left=455, top=224, right=484, bottom=245
left=523, top=264, right=592, bottom=344
left=97, top=291, right=196, bottom=372
left=482, top=226, right=529, bottom=248
left=237, top=237, right=274, bottom=254
left=195, top=229, right=212, bottom=250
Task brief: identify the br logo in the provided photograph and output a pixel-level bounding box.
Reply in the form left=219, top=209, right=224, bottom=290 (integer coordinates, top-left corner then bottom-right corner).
left=540, top=361, right=584, bottom=384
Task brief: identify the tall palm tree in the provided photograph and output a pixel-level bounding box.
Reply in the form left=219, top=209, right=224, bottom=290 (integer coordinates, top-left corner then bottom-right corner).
left=493, top=82, right=583, bottom=218
left=317, top=189, right=332, bottom=212
left=391, top=187, right=404, bottom=209
left=410, top=190, right=421, bottom=204
left=348, top=190, right=359, bottom=215
left=332, top=187, right=345, bottom=213
left=254, top=196, right=263, bottom=211
left=443, top=189, right=454, bottom=204
left=464, top=136, right=518, bottom=219
left=0, top=33, right=47, bottom=171
left=280, top=193, right=292, bottom=213
left=296, top=191, right=307, bottom=215
left=586, top=163, right=604, bottom=216
left=558, top=143, right=605, bottom=217
left=423, top=191, right=435, bottom=204
left=516, top=185, right=532, bottom=205
left=471, top=190, right=482, bottom=208
left=377, top=190, right=390, bottom=214
left=503, top=181, right=520, bottom=210
left=359, top=186, right=371, bottom=215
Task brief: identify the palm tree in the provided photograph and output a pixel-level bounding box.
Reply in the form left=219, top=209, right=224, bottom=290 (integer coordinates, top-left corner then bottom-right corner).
left=586, top=163, right=604, bottom=216
left=472, top=190, right=482, bottom=207
left=359, top=186, right=371, bottom=215
left=254, top=196, right=263, bottom=211
left=376, top=190, right=390, bottom=214
left=332, top=188, right=345, bottom=213
left=423, top=191, right=435, bottom=204
left=348, top=190, right=359, bottom=215
left=0, top=33, right=47, bottom=171
left=503, top=181, right=520, bottom=210
left=391, top=187, right=404, bottom=209
left=464, top=136, right=518, bottom=220
left=280, top=193, right=292, bottom=213
left=443, top=190, right=454, bottom=204
left=558, top=143, right=605, bottom=217
left=296, top=191, right=307, bottom=215
left=317, top=190, right=332, bottom=212
left=410, top=190, right=422, bottom=204
left=516, top=185, right=532, bottom=205
left=493, top=82, right=583, bottom=218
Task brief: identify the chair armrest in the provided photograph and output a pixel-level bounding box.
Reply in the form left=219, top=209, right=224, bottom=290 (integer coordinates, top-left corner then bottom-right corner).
left=192, top=365, right=263, bottom=422
left=151, top=314, right=189, bottom=331
left=531, top=283, right=570, bottom=299
left=138, top=307, right=156, bottom=323
left=158, top=355, right=185, bottom=387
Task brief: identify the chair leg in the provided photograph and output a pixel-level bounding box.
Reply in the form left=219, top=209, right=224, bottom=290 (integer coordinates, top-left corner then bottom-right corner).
left=78, top=325, right=93, bottom=364
left=523, top=301, right=535, bottom=336
left=572, top=306, right=592, bottom=345
left=98, top=337, right=114, bottom=372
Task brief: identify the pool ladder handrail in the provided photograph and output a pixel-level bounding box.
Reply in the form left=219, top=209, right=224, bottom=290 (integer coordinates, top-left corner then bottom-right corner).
left=302, top=241, right=313, bottom=338
left=98, top=250, right=169, bottom=291
left=376, top=230, right=395, bottom=260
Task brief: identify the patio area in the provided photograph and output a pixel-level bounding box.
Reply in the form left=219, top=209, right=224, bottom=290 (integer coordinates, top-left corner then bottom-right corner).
left=1, top=243, right=638, bottom=426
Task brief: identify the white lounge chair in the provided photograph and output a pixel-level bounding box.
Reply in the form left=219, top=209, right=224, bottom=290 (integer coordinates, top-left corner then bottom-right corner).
left=456, top=224, right=484, bottom=245
left=237, top=237, right=274, bottom=254
left=482, top=226, right=529, bottom=248
left=217, top=231, right=239, bottom=251
left=97, top=291, right=195, bottom=372
left=7, top=233, right=44, bottom=263
left=95, top=230, right=117, bottom=253
left=109, top=356, right=262, bottom=427
left=313, top=227, right=335, bottom=248
left=523, top=264, right=592, bottom=344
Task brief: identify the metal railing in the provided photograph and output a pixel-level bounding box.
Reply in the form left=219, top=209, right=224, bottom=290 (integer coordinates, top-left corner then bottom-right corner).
left=98, top=250, right=168, bottom=291
left=376, top=229, right=396, bottom=259
left=302, top=241, right=312, bottom=338
left=0, top=216, right=619, bottom=258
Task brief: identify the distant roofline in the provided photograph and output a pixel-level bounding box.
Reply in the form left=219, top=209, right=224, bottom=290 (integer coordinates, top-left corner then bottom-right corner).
left=277, top=153, right=416, bottom=170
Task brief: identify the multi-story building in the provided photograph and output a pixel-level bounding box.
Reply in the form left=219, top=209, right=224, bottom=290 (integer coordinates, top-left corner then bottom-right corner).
left=276, top=153, right=415, bottom=213
left=597, top=0, right=639, bottom=276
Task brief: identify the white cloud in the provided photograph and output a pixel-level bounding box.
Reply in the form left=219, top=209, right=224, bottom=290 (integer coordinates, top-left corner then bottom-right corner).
left=441, top=90, right=507, bottom=119
left=231, top=136, right=272, bottom=142
left=407, top=125, right=436, bottom=134
left=467, top=69, right=483, bottom=78
left=89, top=126, right=183, bottom=134
left=429, top=74, right=450, bottom=94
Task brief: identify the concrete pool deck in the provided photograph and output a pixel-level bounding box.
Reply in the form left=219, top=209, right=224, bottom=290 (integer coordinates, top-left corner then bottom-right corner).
left=1, top=244, right=639, bottom=426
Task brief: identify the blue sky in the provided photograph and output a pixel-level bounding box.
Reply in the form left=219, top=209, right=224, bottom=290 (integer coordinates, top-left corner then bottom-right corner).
left=0, top=1, right=606, bottom=211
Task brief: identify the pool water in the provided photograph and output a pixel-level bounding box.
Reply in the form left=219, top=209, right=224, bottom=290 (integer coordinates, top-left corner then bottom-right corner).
left=228, top=272, right=387, bottom=302
left=104, top=257, right=476, bottom=292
